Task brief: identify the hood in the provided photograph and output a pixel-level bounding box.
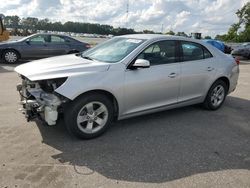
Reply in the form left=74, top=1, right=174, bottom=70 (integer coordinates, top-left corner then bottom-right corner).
left=15, top=54, right=110, bottom=81
left=0, top=40, right=20, bottom=46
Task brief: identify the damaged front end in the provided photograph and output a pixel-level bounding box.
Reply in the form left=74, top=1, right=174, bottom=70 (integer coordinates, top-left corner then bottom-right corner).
left=17, top=76, right=68, bottom=125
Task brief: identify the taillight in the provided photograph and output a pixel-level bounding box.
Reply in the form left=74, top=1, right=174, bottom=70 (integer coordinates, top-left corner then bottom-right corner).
left=235, top=57, right=240, bottom=65
left=85, top=44, right=91, bottom=48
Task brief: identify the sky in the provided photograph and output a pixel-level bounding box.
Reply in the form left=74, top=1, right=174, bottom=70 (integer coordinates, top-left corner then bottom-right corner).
left=0, top=0, right=248, bottom=37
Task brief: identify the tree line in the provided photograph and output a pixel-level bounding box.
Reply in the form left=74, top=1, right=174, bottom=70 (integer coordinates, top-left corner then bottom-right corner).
left=215, top=2, right=250, bottom=42
left=2, top=15, right=210, bottom=38
left=2, top=15, right=138, bottom=36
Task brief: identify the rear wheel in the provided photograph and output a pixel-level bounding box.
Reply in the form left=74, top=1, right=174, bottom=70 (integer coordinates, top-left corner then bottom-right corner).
left=64, top=93, right=114, bottom=139
left=203, top=80, right=228, bottom=110
left=3, top=50, right=19, bottom=64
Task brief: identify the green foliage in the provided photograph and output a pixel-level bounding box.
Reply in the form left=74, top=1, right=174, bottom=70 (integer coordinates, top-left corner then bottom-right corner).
left=236, top=2, right=250, bottom=28
left=238, top=25, right=250, bottom=42
left=215, top=34, right=227, bottom=41
left=142, top=30, right=155, bottom=34
left=3, top=15, right=137, bottom=36
left=220, top=2, right=250, bottom=42
left=21, top=17, right=39, bottom=33
left=204, top=36, right=212, bottom=39
left=176, top=32, right=188, bottom=37
left=225, top=23, right=241, bottom=41
left=4, top=15, right=20, bottom=28
left=165, top=30, right=175, bottom=35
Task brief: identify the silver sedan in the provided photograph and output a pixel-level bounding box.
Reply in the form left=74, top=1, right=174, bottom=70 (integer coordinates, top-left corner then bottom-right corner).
left=15, top=34, right=239, bottom=139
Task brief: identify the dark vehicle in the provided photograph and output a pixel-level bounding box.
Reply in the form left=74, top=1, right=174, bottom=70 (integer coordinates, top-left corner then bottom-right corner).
left=0, top=33, right=90, bottom=63
left=224, top=44, right=232, bottom=54
left=231, top=43, right=250, bottom=59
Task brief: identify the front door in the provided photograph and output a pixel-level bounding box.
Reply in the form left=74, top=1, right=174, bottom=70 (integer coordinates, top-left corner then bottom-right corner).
left=22, top=34, right=50, bottom=58
left=123, top=40, right=180, bottom=115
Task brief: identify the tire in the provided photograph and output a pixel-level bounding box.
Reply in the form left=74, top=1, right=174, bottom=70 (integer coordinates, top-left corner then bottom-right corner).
left=64, top=93, right=114, bottom=139
left=203, top=80, right=228, bottom=110
left=3, top=50, right=19, bottom=64
left=68, top=50, right=79, bottom=54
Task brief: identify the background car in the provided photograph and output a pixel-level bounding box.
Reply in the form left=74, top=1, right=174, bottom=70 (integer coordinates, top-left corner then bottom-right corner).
left=0, top=33, right=90, bottom=63
left=231, top=42, right=250, bottom=59
left=224, top=44, right=232, bottom=54
left=203, top=39, right=225, bottom=52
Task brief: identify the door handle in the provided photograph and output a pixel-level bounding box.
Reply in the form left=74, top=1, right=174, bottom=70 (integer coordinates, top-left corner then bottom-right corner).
left=168, top=73, right=177, bottom=78
left=207, top=67, right=214, bottom=71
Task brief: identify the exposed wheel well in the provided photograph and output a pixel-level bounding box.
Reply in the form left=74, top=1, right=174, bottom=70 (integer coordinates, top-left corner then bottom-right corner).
left=216, top=77, right=230, bottom=92
left=1, top=48, right=21, bottom=59
left=75, top=90, right=119, bottom=120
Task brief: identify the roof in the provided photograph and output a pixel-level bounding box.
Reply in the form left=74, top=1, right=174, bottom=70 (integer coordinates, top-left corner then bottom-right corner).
left=118, top=34, right=189, bottom=40
left=33, top=33, right=69, bottom=37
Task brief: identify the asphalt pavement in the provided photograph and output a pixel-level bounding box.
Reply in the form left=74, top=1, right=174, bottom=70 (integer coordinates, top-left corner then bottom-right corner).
left=0, top=61, right=249, bottom=188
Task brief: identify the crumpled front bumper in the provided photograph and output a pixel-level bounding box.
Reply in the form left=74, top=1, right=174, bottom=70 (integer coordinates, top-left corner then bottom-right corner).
left=16, top=82, right=62, bottom=125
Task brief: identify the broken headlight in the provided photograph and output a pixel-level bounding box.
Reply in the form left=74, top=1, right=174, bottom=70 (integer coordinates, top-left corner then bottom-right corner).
left=38, top=77, right=67, bottom=93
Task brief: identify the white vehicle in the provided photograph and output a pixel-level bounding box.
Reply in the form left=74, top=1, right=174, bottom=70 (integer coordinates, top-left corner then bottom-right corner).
left=15, top=34, right=239, bottom=139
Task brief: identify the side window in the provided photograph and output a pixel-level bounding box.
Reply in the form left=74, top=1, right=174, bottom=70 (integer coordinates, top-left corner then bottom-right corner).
left=51, top=35, right=66, bottom=43
left=181, top=41, right=212, bottom=61
left=204, top=48, right=213, bottom=58
left=137, top=40, right=176, bottom=65
left=29, top=35, right=48, bottom=44
left=144, top=44, right=160, bottom=53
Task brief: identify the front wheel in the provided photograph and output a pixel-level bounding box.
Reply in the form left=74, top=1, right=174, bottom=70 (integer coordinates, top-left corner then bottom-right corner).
left=64, top=93, right=114, bottom=139
left=203, top=80, right=228, bottom=110
left=3, top=50, right=19, bottom=64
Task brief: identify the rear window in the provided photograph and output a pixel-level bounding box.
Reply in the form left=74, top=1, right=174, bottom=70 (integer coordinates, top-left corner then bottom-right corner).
left=51, top=35, right=66, bottom=43
left=181, top=41, right=213, bottom=61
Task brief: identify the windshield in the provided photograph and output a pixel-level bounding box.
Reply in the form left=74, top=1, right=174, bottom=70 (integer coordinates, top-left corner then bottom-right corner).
left=17, top=34, right=36, bottom=42
left=82, top=37, right=145, bottom=63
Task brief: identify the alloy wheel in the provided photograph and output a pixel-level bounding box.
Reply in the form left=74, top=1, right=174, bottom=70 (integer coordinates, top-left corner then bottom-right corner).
left=4, top=51, right=18, bottom=63
left=210, top=85, right=225, bottom=107
left=76, top=101, right=109, bottom=134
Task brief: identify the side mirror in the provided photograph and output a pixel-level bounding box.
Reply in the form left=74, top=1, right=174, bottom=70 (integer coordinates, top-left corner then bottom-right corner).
left=132, top=59, right=150, bottom=69
left=25, top=40, right=30, bottom=45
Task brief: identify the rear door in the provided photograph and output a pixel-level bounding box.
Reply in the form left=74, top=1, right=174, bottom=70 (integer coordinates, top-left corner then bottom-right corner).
left=46, top=35, right=71, bottom=56
left=178, top=41, right=216, bottom=102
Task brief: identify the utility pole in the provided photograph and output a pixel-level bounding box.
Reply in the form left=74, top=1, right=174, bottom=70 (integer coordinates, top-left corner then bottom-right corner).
left=126, top=0, right=129, bottom=28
